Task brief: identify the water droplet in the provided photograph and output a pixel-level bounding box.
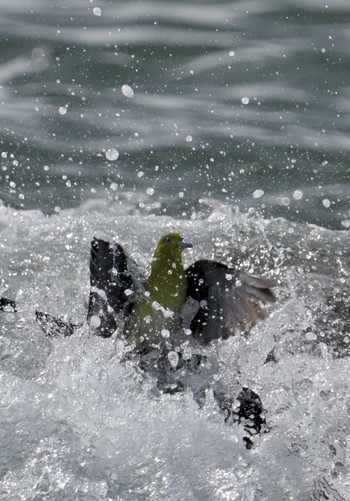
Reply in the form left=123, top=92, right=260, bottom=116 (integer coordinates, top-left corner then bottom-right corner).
left=253, top=189, right=264, bottom=199
left=306, top=331, right=317, bottom=341
left=105, top=148, right=119, bottom=161
left=168, top=351, right=179, bottom=369
left=89, top=315, right=101, bottom=328
left=121, top=84, right=134, bottom=98
left=241, top=96, right=250, bottom=105
left=92, top=7, right=102, bottom=16
left=293, top=190, right=303, bottom=200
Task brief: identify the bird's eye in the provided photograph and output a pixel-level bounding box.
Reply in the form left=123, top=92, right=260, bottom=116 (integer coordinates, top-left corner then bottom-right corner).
left=165, top=237, right=173, bottom=245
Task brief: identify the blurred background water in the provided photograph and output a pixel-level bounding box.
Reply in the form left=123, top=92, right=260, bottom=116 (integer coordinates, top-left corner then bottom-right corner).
left=1, top=0, right=349, bottom=228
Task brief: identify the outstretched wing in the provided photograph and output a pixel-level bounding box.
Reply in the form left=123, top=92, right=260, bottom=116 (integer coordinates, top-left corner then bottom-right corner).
left=87, top=238, right=134, bottom=337
left=186, top=259, right=276, bottom=345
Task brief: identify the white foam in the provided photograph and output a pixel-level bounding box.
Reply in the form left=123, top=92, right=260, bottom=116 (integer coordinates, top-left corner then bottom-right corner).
left=0, top=200, right=349, bottom=500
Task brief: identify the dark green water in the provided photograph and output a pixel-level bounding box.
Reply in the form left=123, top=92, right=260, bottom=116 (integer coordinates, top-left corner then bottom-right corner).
left=1, top=0, right=349, bottom=229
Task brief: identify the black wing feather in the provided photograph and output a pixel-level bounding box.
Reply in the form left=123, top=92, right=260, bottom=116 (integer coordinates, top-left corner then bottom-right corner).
left=87, top=237, right=134, bottom=337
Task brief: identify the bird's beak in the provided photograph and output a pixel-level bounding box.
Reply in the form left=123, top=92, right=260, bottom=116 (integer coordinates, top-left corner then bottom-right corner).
left=177, top=240, right=193, bottom=249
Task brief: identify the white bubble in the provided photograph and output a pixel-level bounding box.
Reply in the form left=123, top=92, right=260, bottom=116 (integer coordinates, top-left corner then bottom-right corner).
left=105, top=148, right=119, bottom=161
left=293, top=190, right=303, bottom=200
left=89, top=315, right=101, bottom=328
left=281, top=197, right=290, bottom=206
left=161, top=329, right=170, bottom=339
left=186, top=135, right=193, bottom=142
left=110, top=182, right=118, bottom=191
left=253, top=189, right=264, bottom=199
left=306, top=331, right=317, bottom=341
left=59, top=106, right=67, bottom=115
left=121, top=84, right=134, bottom=98
left=322, top=198, right=331, bottom=208
left=167, top=351, right=179, bottom=369
left=229, top=50, right=235, bottom=57
left=1, top=152, right=8, bottom=158
left=92, top=7, right=101, bottom=16
left=146, top=187, right=154, bottom=196
left=241, top=96, right=250, bottom=105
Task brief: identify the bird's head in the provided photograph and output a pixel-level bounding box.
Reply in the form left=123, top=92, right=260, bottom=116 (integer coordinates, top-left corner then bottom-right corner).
left=153, top=233, right=193, bottom=264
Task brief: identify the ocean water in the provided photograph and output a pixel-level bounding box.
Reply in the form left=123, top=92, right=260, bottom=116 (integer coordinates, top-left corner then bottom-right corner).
left=1, top=200, right=349, bottom=500
left=1, top=1, right=350, bottom=500
left=1, top=0, right=350, bottom=228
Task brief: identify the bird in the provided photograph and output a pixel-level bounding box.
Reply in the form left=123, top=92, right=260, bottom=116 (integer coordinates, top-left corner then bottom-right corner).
left=122, top=233, right=193, bottom=347
left=0, top=232, right=276, bottom=446
left=2, top=232, right=277, bottom=347
left=86, top=232, right=277, bottom=350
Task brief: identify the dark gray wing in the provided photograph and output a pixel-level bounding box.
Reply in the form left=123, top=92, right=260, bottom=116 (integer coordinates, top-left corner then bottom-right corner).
left=186, top=259, right=276, bottom=345
left=87, top=237, right=134, bottom=337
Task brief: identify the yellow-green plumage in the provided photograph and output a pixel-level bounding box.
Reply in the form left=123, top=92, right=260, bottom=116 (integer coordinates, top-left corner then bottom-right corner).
left=124, top=233, right=192, bottom=347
